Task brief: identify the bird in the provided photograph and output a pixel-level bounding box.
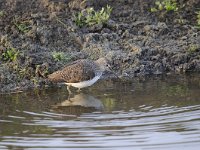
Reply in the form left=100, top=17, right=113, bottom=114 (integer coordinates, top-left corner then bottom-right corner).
left=48, top=57, right=111, bottom=94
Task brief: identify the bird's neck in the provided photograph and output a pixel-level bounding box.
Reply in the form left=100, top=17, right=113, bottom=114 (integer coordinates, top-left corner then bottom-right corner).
left=94, top=61, right=105, bottom=72
left=94, top=65, right=104, bottom=75
left=95, top=71, right=103, bottom=77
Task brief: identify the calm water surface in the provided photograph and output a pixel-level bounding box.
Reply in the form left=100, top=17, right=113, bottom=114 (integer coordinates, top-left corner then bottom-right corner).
left=0, top=75, right=200, bottom=150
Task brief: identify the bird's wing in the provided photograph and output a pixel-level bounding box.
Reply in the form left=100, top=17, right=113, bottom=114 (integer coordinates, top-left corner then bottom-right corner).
left=61, top=60, right=96, bottom=83
left=48, top=60, right=96, bottom=83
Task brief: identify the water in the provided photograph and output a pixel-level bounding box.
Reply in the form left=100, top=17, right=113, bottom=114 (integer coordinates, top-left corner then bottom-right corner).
left=0, top=75, right=200, bottom=150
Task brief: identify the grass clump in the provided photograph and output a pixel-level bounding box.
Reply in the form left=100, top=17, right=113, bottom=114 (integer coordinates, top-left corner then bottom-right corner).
left=1, top=48, right=19, bottom=62
left=196, top=11, right=200, bottom=28
left=0, top=11, right=4, bottom=17
left=14, top=19, right=31, bottom=33
left=151, top=0, right=178, bottom=12
left=75, top=5, right=112, bottom=27
left=187, top=44, right=199, bottom=53
left=52, top=51, right=71, bottom=62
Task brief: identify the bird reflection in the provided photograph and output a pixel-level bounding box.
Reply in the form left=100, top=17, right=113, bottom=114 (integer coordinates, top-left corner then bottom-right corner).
left=52, top=93, right=104, bottom=115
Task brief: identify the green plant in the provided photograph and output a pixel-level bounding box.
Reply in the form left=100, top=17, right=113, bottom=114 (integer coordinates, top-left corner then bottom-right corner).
left=52, top=52, right=65, bottom=61
left=164, top=0, right=178, bottom=11
left=188, top=44, right=199, bottom=53
left=196, top=11, right=200, bottom=28
left=75, top=5, right=112, bottom=27
left=14, top=20, right=31, bottom=33
left=1, top=48, right=19, bottom=62
left=0, top=11, right=4, bottom=17
left=31, top=77, right=39, bottom=85
left=18, top=67, right=28, bottom=78
left=151, top=0, right=178, bottom=12
left=52, top=51, right=71, bottom=62
left=75, top=12, right=85, bottom=27
left=35, top=64, right=49, bottom=78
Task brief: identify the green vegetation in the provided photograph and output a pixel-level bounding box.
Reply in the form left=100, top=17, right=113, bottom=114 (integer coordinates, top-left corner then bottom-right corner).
left=165, top=85, right=189, bottom=97
left=151, top=0, right=178, bottom=12
left=52, top=51, right=71, bottom=62
left=14, top=20, right=31, bottom=33
left=188, top=44, right=199, bottom=53
left=31, top=77, right=39, bottom=85
left=18, top=67, right=30, bottom=79
left=35, top=64, right=49, bottom=77
left=196, top=11, right=200, bottom=28
left=75, top=11, right=86, bottom=27
left=0, top=11, right=4, bottom=17
left=75, top=5, right=112, bottom=27
left=1, top=47, right=19, bottom=62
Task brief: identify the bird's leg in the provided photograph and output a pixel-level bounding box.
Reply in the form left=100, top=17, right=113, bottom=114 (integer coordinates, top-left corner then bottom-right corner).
left=67, top=85, right=72, bottom=95
left=67, top=85, right=73, bottom=100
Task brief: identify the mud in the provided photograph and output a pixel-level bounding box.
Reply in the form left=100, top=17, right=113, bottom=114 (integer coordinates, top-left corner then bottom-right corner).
left=0, top=0, right=200, bottom=93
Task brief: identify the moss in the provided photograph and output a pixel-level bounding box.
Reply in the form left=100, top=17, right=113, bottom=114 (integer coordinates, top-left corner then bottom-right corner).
left=187, top=44, right=199, bottom=53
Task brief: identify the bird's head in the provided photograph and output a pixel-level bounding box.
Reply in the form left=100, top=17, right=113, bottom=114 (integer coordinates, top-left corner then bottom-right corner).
left=95, top=57, right=120, bottom=79
left=95, top=57, right=111, bottom=72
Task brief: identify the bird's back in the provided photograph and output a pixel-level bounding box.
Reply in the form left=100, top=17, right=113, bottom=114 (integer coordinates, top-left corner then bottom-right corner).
left=48, top=59, right=97, bottom=83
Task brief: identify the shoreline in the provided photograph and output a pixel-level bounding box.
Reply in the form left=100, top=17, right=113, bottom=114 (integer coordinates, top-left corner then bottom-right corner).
left=0, top=0, right=200, bottom=93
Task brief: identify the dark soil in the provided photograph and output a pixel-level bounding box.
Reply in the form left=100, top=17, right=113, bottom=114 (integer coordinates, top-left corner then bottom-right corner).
left=0, top=0, right=200, bottom=93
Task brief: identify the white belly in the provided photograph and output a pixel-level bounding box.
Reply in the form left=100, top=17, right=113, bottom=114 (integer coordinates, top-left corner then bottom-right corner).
left=65, top=74, right=102, bottom=89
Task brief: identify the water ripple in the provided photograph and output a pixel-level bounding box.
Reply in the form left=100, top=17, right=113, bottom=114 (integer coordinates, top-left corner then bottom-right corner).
left=0, top=77, right=200, bottom=149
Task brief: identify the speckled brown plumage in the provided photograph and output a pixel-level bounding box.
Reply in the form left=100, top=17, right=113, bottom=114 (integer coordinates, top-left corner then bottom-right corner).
left=48, top=59, right=100, bottom=83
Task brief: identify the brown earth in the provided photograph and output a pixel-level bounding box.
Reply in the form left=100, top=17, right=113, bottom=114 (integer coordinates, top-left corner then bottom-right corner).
left=0, top=0, right=200, bottom=93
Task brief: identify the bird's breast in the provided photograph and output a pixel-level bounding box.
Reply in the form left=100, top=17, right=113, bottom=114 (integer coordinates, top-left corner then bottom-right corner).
left=65, top=73, right=102, bottom=88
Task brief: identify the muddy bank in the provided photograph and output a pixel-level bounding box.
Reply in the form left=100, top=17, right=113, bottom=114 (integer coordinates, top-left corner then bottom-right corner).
left=0, top=0, right=200, bottom=93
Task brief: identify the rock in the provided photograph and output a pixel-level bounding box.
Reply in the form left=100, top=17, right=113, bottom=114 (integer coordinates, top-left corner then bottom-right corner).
left=186, top=59, right=200, bottom=72
left=153, top=62, right=163, bottom=75
left=181, top=36, right=188, bottom=40
left=171, top=54, right=188, bottom=65
left=107, top=19, right=117, bottom=30
left=151, top=54, right=161, bottom=61
left=88, top=23, right=103, bottom=32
